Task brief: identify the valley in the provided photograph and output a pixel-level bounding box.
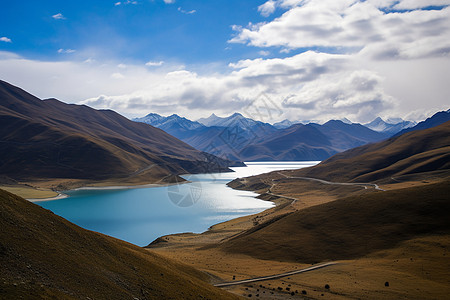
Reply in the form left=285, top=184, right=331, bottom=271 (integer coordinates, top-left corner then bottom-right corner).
left=2, top=1, right=450, bottom=299
left=1, top=80, right=449, bottom=299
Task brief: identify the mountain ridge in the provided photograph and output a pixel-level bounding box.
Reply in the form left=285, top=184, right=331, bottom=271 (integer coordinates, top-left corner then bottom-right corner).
left=0, top=80, right=235, bottom=186
left=394, top=109, right=450, bottom=137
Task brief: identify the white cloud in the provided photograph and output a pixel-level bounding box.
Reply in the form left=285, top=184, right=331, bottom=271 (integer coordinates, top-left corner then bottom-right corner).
left=0, top=37, right=12, bottom=43
left=394, top=0, right=450, bottom=9
left=0, top=50, right=448, bottom=122
left=80, top=51, right=400, bottom=122
left=145, top=60, right=164, bottom=67
left=164, top=0, right=175, bottom=3
left=259, top=50, right=270, bottom=56
left=84, top=58, right=96, bottom=64
left=178, top=7, right=196, bottom=14
left=57, top=48, right=76, bottom=54
left=258, top=0, right=277, bottom=17
left=52, top=13, right=66, bottom=20
left=111, top=72, right=125, bottom=79
left=114, top=0, right=138, bottom=5
left=231, top=1, right=450, bottom=61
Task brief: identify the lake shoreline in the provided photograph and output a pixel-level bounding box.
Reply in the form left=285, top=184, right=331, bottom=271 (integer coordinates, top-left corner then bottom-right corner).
left=33, top=162, right=318, bottom=246
left=26, top=181, right=184, bottom=202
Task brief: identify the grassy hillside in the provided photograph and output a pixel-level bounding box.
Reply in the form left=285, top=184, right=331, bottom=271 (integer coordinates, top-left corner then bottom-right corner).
left=291, top=121, right=450, bottom=182
left=0, top=189, right=239, bottom=299
left=220, top=181, right=450, bottom=263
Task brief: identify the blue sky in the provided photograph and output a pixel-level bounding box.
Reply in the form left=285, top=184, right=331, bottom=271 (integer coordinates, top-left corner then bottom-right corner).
left=0, top=0, right=276, bottom=65
left=1, top=0, right=450, bottom=123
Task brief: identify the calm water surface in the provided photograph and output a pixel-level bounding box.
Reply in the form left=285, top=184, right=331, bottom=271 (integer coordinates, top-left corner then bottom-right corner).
left=37, top=161, right=319, bottom=246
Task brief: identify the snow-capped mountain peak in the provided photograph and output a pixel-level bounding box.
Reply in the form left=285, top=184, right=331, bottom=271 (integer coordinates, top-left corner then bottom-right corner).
left=364, top=117, right=416, bottom=134
left=273, top=119, right=294, bottom=129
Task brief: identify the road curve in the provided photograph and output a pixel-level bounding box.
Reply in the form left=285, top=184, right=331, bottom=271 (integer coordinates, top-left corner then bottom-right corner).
left=214, top=262, right=337, bottom=287
left=277, top=172, right=385, bottom=191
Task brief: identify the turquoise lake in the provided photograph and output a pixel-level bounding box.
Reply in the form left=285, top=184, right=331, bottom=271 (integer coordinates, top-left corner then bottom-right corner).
left=37, top=161, right=318, bottom=246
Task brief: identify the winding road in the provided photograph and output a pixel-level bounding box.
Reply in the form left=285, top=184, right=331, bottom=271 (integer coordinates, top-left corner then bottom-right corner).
left=214, top=172, right=383, bottom=288
left=214, top=262, right=337, bottom=287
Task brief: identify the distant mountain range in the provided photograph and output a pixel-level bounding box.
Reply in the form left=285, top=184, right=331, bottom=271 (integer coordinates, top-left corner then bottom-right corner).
left=0, top=80, right=235, bottom=186
left=134, top=113, right=396, bottom=161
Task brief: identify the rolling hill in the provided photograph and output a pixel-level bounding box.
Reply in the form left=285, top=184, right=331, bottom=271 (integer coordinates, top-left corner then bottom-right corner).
left=288, top=120, right=450, bottom=182
left=0, top=80, right=234, bottom=185
left=0, top=188, right=238, bottom=299
left=220, top=180, right=450, bottom=263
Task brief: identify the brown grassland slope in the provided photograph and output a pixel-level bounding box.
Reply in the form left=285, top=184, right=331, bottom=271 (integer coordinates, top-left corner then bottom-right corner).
left=290, top=121, right=450, bottom=182
left=0, top=189, right=239, bottom=300
left=220, top=181, right=450, bottom=263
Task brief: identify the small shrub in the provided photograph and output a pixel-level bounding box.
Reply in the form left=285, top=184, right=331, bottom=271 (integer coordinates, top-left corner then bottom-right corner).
left=325, top=284, right=330, bottom=289
left=385, top=281, right=389, bottom=287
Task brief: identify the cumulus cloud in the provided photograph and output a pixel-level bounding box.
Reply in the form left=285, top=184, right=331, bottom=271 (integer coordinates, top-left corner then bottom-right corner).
left=231, top=0, right=450, bottom=60
left=111, top=72, right=125, bottom=79
left=0, top=37, right=12, bottom=43
left=75, top=51, right=399, bottom=122
left=393, top=0, right=450, bottom=9
left=0, top=49, right=448, bottom=122
left=282, top=70, right=395, bottom=121
left=258, top=0, right=277, bottom=17
left=52, top=13, right=66, bottom=20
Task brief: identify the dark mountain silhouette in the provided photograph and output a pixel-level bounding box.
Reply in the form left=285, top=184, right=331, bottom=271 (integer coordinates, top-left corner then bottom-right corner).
left=0, top=80, right=234, bottom=184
